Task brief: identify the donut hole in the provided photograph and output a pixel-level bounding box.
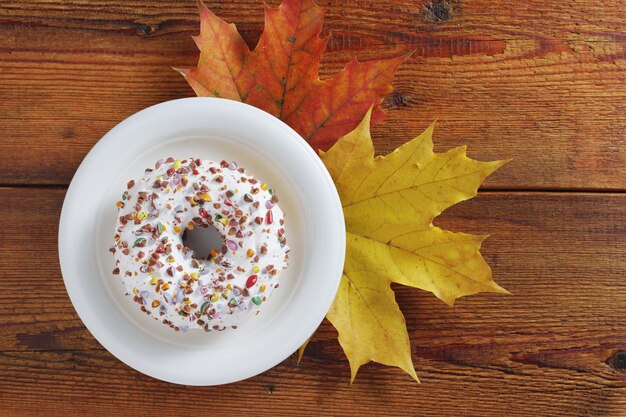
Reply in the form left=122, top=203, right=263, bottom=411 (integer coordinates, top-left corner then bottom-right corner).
left=181, top=224, right=224, bottom=260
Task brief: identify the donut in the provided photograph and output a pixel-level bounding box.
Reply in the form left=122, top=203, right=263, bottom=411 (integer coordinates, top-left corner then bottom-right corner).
left=111, top=157, right=289, bottom=332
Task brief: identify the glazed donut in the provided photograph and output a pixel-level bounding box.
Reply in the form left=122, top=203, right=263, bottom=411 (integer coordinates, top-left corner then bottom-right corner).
left=111, top=157, right=289, bottom=332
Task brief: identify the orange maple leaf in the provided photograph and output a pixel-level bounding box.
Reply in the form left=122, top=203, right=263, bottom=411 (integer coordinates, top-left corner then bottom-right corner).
left=178, top=0, right=408, bottom=150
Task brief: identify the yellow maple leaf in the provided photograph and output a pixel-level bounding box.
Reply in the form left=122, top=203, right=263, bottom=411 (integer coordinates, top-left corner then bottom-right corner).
left=319, top=109, right=509, bottom=382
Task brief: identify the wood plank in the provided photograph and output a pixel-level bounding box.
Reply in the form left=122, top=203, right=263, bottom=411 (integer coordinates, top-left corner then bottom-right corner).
left=1, top=0, right=625, bottom=188
left=1, top=187, right=625, bottom=415
left=0, top=348, right=624, bottom=417
left=2, top=0, right=625, bottom=41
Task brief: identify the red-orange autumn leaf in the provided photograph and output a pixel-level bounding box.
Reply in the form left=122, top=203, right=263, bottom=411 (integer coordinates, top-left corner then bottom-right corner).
left=178, top=0, right=407, bottom=150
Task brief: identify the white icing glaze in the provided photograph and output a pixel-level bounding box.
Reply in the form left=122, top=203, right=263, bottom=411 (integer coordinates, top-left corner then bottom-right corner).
left=112, top=157, right=289, bottom=331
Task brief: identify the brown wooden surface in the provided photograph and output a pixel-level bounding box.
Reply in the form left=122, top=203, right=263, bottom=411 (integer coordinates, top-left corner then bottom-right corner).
left=1, top=0, right=625, bottom=416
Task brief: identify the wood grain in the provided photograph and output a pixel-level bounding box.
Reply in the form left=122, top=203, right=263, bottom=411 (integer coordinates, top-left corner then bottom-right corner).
left=0, top=188, right=625, bottom=416
left=0, top=0, right=625, bottom=188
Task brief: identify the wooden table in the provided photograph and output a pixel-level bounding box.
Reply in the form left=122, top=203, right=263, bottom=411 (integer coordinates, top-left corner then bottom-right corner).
left=1, top=0, right=625, bottom=415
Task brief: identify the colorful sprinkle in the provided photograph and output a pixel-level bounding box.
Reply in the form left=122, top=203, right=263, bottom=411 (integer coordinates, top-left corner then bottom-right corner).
left=200, top=301, right=211, bottom=314
left=246, top=275, right=258, bottom=288
left=163, top=292, right=173, bottom=304
left=252, top=296, right=262, bottom=306
left=226, top=240, right=238, bottom=251
left=133, top=237, right=147, bottom=247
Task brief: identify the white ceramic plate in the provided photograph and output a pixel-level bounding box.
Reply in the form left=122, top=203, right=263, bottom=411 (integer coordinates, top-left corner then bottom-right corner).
left=59, top=98, right=345, bottom=385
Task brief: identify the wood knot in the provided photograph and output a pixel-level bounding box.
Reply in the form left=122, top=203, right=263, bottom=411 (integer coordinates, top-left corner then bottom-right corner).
left=385, top=91, right=411, bottom=108
left=267, top=385, right=276, bottom=394
left=607, top=351, right=626, bottom=372
left=423, top=0, right=459, bottom=22
left=135, top=22, right=160, bottom=37
left=61, top=127, right=77, bottom=140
